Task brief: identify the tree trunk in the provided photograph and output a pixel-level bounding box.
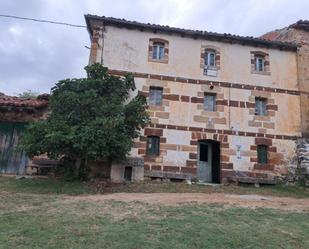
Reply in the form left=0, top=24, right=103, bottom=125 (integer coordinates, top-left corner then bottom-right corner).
left=75, top=158, right=82, bottom=178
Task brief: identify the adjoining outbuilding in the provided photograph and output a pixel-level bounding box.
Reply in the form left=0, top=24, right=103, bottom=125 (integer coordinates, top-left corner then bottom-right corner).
left=0, top=93, right=49, bottom=174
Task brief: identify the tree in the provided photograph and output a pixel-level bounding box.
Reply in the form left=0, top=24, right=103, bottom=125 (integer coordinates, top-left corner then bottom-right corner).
left=21, top=63, right=149, bottom=179
left=18, top=90, right=39, bottom=99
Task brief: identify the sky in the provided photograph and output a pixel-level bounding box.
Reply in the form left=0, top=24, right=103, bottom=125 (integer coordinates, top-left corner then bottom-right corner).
left=0, top=0, right=308, bottom=95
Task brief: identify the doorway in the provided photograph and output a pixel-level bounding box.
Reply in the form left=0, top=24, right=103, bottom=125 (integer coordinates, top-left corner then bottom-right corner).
left=197, top=140, right=220, bottom=183
left=0, top=122, right=27, bottom=174
left=124, top=166, right=132, bottom=181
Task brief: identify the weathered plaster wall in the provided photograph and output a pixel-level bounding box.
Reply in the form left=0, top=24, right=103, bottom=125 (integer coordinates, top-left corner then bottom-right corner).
left=102, top=26, right=298, bottom=90
left=261, top=25, right=309, bottom=137
left=89, top=22, right=301, bottom=182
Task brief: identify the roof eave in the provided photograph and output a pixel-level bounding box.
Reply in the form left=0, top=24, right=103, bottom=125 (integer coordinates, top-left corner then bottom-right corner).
left=84, top=15, right=298, bottom=51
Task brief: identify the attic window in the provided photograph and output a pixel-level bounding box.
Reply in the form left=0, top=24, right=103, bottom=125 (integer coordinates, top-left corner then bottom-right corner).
left=204, top=50, right=216, bottom=68
left=148, top=38, right=169, bottom=63
left=200, top=46, right=220, bottom=77
left=251, top=51, right=270, bottom=75
left=255, top=56, right=265, bottom=72
left=152, top=42, right=165, bottom=60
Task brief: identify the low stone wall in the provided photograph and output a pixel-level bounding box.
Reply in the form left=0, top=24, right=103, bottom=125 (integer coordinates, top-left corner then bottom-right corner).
left=111, top=157, right=144, bottom=182
left=297, top=138, right=309, bottom=176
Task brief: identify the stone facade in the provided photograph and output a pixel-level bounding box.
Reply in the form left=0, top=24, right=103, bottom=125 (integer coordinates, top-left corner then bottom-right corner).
left=85, top=15, right=303, bottom=183
left=261, top=20, right=309, bottom=180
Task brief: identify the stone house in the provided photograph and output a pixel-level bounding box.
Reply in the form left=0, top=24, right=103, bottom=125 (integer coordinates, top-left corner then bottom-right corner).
left=85, top=15, right=304, bottom=183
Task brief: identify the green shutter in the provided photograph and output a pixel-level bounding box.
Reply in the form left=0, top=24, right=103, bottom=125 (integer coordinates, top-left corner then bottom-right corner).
left=147, top=136, right=160, bottom=156
left=257, top=145, right=268, bottom=164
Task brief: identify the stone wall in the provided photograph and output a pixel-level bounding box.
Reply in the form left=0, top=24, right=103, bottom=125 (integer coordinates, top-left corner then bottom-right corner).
left=87, top=18, right=302, bottom=183
left=297, top=139, right=309, bottom=183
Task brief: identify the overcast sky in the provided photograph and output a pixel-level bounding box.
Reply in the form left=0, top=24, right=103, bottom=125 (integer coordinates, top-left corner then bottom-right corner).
left=0, top=0, right=308, bottom=95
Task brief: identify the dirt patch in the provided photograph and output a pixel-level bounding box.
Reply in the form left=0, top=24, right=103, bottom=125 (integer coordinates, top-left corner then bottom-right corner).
left=64, top=193, right=309, bottom=212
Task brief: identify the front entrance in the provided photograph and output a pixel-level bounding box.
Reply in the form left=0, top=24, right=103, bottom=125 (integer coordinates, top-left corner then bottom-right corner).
left=0, top=122, right=27, bottom=174
left=197, top=140, right=220, bottom=183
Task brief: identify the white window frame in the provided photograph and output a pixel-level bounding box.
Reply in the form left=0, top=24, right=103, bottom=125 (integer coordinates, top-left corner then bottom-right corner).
left=204, top=51, right=216, bottom=69
left=255, top=56, right=265, bottom=72
left=149, top=87, right=163, bottom=106
left=152, top=42, right=165, bottom=60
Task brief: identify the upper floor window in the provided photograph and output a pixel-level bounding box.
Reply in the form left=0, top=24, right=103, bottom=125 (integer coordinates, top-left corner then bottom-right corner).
left=204, top=50, right=216, bottom=68
left=148, top=38, right=169, bottom=63
left=257, top=145, right=268, bottom=164
left=255, top=97, right=267, bottom=116
left=152, top=42, right=165, bottom=60
left=149, top=86, right=163, bottom=106
left=251, top=51, right=270, bottom=75
left=204, top=93, right=216, bottom=112
left=146, top=136, right=160, bottom=156
left=200, top=46, right=220, bottom=77
left=255, top=56, right=265, bottom=72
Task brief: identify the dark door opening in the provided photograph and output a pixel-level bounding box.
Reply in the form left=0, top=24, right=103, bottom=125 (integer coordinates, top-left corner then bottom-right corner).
left=0, top=122, right=27, bottom=174
left=124, top=166, right=132, bottom=181
left=197, top=140, right=220, bottom=183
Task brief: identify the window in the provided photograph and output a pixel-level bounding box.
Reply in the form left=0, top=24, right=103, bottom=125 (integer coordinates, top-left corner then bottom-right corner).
left=204, top=50, right=216, bottom=68
left=149, top=87, right=163, bottom=106
left=152, top=42, right=165, bottom=60
left=149, top=38, right=169, bottom=63
left=255, top=56, right=265, bottom=71
left=204, top=93, right=216, bottom=112
left=255, top=98, right=267, bottom=116
left=146, top=136, right=160, bottom=156
left=257, top=145, right=268, bottom=164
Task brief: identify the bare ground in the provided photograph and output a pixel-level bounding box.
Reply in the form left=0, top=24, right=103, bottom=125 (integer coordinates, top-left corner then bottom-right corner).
left=64, top=192, right=309, bottom=212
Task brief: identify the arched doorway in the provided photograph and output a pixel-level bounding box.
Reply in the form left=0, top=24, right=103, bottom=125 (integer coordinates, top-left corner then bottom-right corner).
left=197, top=139, right=220, bottom=183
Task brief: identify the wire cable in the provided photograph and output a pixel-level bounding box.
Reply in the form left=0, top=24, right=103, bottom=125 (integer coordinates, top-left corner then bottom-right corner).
left=0, top=14, right=86, bottom=28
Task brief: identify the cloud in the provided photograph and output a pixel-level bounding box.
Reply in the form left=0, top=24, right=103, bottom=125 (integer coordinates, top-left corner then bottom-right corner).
left=0, top=0, right=308, bottom=95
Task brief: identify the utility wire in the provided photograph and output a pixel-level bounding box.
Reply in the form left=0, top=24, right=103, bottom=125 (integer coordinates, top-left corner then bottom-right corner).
left=0, top=14, right=86, bottom=28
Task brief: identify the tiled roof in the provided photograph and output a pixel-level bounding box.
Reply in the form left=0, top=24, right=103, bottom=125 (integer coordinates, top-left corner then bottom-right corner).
left=289, top=20, right=309, bottom=31
left=85, top=15, right=298, bottom=51
left=0, top=93, right=49, bottom=109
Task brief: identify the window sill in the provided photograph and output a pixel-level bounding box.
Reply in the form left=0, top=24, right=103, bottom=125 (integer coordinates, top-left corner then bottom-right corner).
left=148, top=105, right=164, bottom=111
left=253, top=163, right=274, bottom=171
left=254, top=115, right=270, bottom=122
left=148, top=58, right=168, bottom=64
left=144, top=155, right=161, bottom=163
left=251, top=70, right=271, bottom=76
left=201, top=111, right=220, bottom=117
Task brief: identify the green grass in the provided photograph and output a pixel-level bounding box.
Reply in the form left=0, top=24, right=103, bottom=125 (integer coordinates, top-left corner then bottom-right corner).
left=97, top=180, right=309, bottom=198
left=1, top=176, right=308, bottom=198
left=0, top=176, right=308, bottom=248
left=0, top=176, right=93, bottom=195
left=0, top=193, right=308, bottom=249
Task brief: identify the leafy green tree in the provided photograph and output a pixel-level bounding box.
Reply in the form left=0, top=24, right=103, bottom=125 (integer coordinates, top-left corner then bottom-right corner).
left=18, top=90, right=39, bottom=99
left=21, top=63, right=149, bottom=179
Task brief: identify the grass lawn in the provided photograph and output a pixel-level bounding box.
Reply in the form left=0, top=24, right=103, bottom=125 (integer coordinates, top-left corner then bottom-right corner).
left=0, top=176, right=308, bottom=249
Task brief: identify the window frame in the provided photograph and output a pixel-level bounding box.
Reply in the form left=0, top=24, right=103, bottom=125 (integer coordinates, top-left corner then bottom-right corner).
left=204, top=93, right=216, bottom=112
left=146, top=136, right=160, bottom=156
left=149, top=86, right=163, bottom=106
left=257, top=144, right=268, bottom=164
left=204, top=50, right=216, bottom=68
left=255, top=97, right=267, bottom=116
left=255, top=56, right=265, bottom=72
left=152, top=42, right=165, bottom=60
